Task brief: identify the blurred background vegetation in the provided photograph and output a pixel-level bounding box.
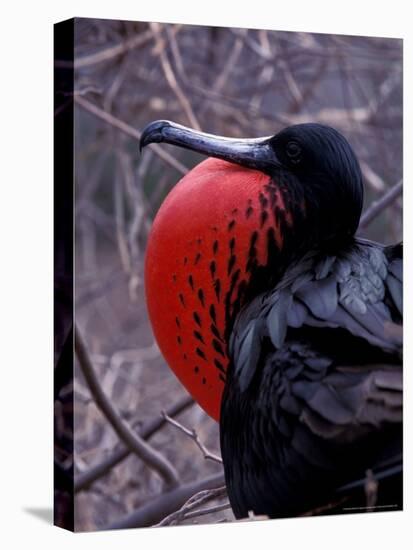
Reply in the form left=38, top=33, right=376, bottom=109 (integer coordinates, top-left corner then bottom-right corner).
left=66, top=18, right=402, bottom=530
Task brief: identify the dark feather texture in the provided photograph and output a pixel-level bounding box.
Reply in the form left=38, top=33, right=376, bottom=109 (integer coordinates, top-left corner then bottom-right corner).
left=221, top=239, right=402, bottom=518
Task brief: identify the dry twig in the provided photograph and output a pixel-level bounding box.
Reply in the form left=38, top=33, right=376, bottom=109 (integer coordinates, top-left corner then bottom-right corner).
left=151, top=22, right=201, bottom=131
left=55, top=29, right=154, bottom=69
left=154, top=486, right=228, bottom=526
left=360, top=161, right=387, bottom=193
left=359, top=180, right=403, bottom=229
left=364, top=469, right=379, bottom=509
left=162, top=411, right=223, bottom=464
left=74, top=96, right=188, bottom=175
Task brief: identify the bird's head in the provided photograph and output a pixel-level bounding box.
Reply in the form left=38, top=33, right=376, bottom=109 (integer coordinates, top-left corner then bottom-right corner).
left=266, top=123, right=363, bottom=244
left=140, top=120, right=364, bottom=420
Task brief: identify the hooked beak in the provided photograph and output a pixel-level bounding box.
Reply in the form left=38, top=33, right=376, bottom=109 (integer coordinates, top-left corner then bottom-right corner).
left=140, top=120, right=282, bottom=173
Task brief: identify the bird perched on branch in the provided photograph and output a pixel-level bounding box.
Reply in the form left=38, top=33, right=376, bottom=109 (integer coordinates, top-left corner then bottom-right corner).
left=140, top=120, right=402, bottom=519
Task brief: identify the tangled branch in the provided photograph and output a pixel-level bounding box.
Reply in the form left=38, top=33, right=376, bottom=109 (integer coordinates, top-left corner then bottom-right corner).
left=75, top=394, right=193, bottom=493
left=75, top=325, right=180, bottom=489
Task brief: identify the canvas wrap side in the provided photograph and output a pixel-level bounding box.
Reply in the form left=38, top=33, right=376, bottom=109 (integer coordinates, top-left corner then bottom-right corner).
left=54, top=17, right=75, bottom=532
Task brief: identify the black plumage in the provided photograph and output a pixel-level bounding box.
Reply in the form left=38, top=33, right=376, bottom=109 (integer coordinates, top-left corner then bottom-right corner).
left=221, top=240, right=402, bottom=517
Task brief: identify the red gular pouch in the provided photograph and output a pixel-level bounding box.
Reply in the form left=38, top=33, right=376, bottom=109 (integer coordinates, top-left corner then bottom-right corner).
left=145, top=158, right=289, bottom=421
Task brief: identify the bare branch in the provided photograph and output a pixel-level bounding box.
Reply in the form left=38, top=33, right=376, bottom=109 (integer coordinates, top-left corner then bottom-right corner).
left=113, top=170, right=132, bottom=274
left=155, top=486, right=228, bottom=526
left=151, top=22, right=202, bottom=131
left=75, top=325, right=180, bottom=489
left=360, top=161, right=387, bottom=193
left=74, top=96, right=188, bottom=175
left=75, top=267, right=127, bottom=310
left=365, top=469, right=378, bottom=509
left=184, top=502, right=232, bottom=521
left=359, top=180, right=403, bottom=229
left=103, top=54, right=131, bottom=113
left=162, top=411, right=222, bottom=464
left=75, top=395, right=194, bottom=493
left=230, top=28, right=272, bottom=60
left=211, top=37, right=244, bottom=95
left=103, top=472, right=225, bottom=529
left=55, top=29, right=154, bottom=69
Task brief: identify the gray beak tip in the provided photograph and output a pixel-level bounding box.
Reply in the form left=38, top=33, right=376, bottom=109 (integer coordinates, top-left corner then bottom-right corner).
left=140, top=120, right=172, bottom=151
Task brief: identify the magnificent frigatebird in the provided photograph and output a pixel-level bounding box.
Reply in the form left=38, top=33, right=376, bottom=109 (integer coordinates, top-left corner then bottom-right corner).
left=140, top=120, right=402, bottom=518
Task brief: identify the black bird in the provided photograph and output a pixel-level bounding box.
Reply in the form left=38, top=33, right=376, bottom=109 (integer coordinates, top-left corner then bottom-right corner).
left=141, top=120, right=403, bottom=518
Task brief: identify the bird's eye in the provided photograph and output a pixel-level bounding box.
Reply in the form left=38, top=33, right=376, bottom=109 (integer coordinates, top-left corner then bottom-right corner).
left=286, top=141, right=302, bottom=163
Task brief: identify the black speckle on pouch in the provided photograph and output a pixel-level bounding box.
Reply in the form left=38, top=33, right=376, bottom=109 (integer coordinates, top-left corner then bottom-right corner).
left=214, top=279, right=221, bottom=301
left=260, top=210, right=269, bottom=227
left=193, top=311, right=202, bottom=327
left=210, top=260, right=216, bottom=279
left=196, top=348, right=207, bottom=361
left=212, top=339, right=225, bottom=357
left=197, top=288, right=205, bottom=307
left=188, top=275, right=194, bottom=290
left=246, top=206, right=254, bottom=218
left=209, top=304, right=217, bottom=324
left=228, top=255, right=236, bottom=275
